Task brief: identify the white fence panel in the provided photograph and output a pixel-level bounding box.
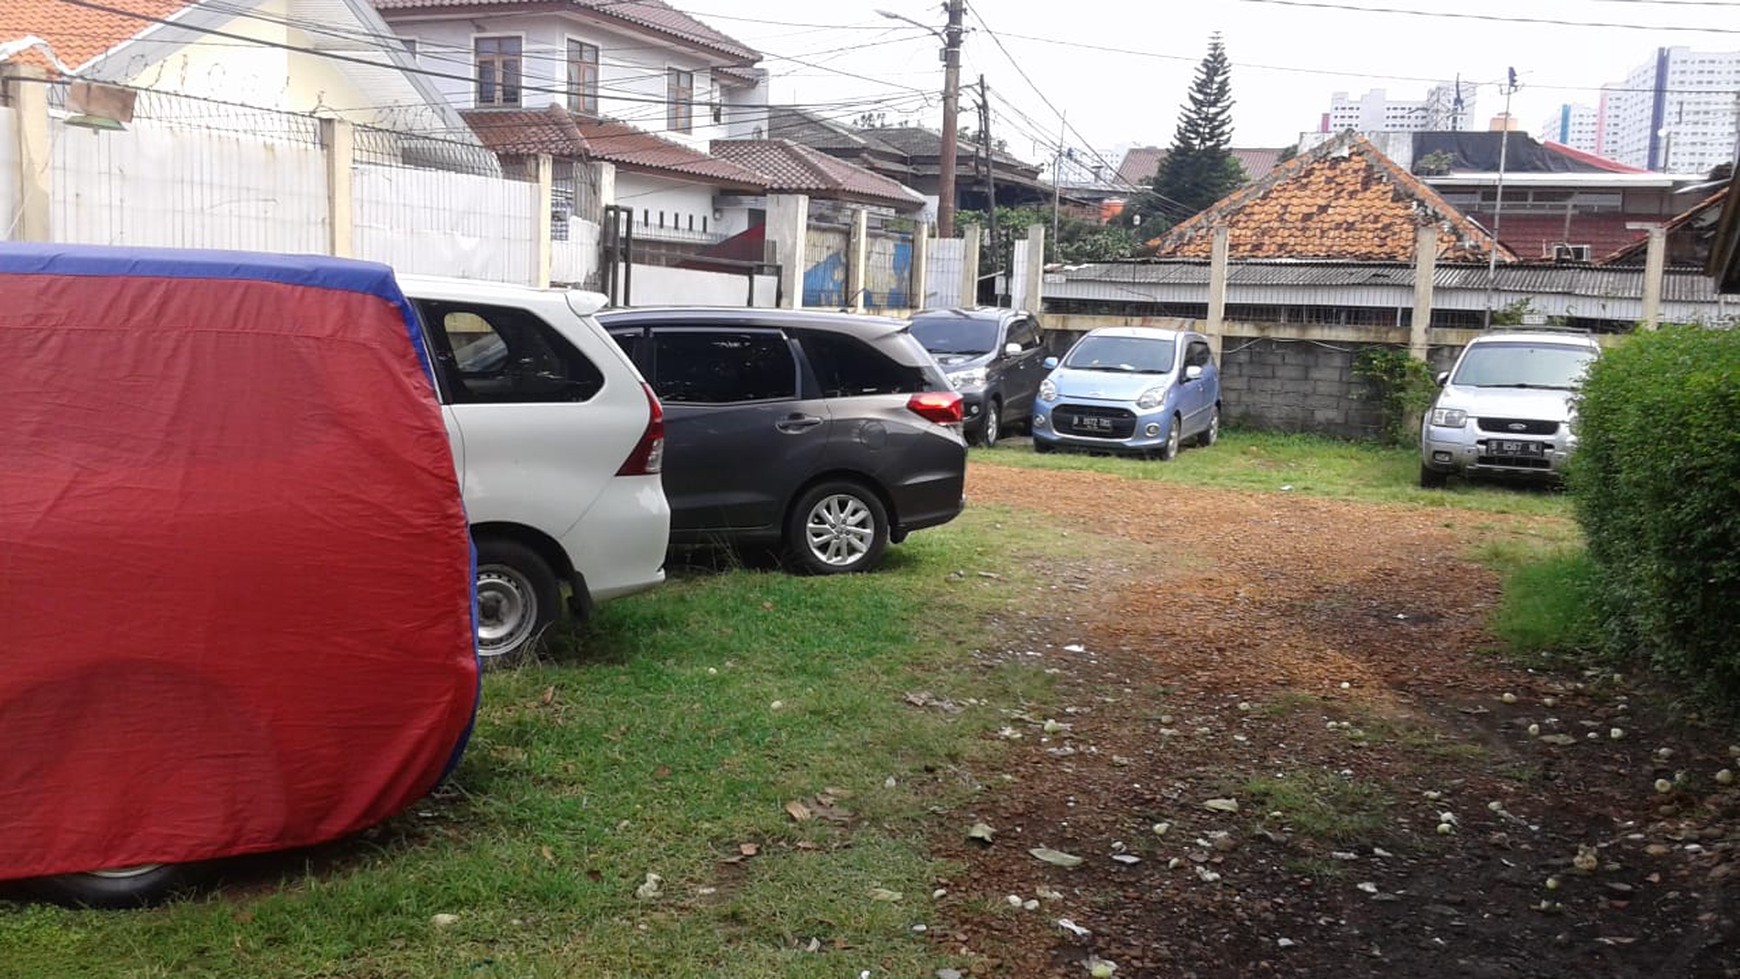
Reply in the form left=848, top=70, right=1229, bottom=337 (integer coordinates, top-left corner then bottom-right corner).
left=625, top=264, right=776, bottom=307
left=551, top=218, right=600, bottom=288
left=0, top=108, right=15, bottom=241
left=1010, top=240, right=1031, bottom=307
left=352, top=164, right=537, bottom=284
left=924, top=238, right=965, bottom=308
left=50, top=120, right=327, bottom=251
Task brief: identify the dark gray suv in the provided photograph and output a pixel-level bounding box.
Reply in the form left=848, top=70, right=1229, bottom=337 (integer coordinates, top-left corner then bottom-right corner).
left=598, top=308, right=967, bottom=574
left=907, top=308, right=1048, bottom=447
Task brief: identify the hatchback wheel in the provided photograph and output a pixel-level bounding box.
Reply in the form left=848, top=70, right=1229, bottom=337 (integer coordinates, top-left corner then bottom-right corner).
left=31, top=864, right=190, bottom=908
left=474, top=538, right=559, bottom=665
left=1198, top=405, right=1220, bottom=447
left=785, top=481, right=889, bottom=575
left=1156, top=414, right=1182, bottom=461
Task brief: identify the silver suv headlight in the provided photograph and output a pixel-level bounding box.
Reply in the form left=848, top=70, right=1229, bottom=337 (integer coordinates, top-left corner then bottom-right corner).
left=949, top=366, right=988, bottom=389
left=1039, top=378, right=1058, bottom=403
left=1430, top=407, right=1468, bottom=427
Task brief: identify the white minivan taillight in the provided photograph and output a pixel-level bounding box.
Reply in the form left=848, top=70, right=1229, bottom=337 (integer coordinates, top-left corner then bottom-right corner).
left=907, top=390, right=964, bottom=426
left=616, top=382, right=665, bottom=476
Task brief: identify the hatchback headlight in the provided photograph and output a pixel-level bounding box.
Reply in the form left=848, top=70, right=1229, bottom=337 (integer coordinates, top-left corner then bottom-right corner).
left=1136, top=385, right=1168, bottom=410
left=950, top=366, right=988, bottom=390
left=1430, top=407, right=1468, bottom=427
left=1039, top=378, right=1058, bottom=403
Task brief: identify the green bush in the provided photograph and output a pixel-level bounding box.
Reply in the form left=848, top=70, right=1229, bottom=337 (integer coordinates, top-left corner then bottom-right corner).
left=1569, top=325, right=1740, bottom=698
left=1352, top=346, right=1437, bottom=446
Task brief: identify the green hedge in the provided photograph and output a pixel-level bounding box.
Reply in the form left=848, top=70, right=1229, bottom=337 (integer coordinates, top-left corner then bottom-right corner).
left=1569, top=325, right=1740, bottom=698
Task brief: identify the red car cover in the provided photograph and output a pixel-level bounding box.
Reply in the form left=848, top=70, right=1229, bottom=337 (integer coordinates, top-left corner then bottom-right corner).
left=0, top=245, right=479, bottom=882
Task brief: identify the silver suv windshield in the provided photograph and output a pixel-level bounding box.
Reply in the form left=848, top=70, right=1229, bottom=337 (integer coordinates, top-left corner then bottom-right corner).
left=1064, top=336, right=1177, bottom=374
left=1452, top=342, right=1596, bottom=390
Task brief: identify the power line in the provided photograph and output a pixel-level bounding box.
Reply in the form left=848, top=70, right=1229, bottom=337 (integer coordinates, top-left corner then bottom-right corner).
left=1235, top=0, right=1740, bottom=34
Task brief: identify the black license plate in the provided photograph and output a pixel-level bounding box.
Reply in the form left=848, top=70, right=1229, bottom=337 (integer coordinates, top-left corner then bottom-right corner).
left=1072, top=416, right=1113, bottom=433
left=1490, top=439, right=1545, bottom=458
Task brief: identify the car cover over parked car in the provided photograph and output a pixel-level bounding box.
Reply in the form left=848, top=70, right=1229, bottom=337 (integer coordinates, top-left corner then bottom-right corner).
left=0, top=245, right=480, bottom=906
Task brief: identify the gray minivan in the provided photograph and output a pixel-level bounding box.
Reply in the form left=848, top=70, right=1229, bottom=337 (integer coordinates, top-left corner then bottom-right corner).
left=598, top=308, right=968, bottom=574
left=907, top=307, right=1048, bottom=447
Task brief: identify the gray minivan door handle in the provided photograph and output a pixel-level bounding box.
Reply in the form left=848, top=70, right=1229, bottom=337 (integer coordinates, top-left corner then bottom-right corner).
left=775, top=413, right=824, bottom=433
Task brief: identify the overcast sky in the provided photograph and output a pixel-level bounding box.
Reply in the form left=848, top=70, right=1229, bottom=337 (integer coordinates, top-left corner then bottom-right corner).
left=698, top=0, right=1740, bottom=169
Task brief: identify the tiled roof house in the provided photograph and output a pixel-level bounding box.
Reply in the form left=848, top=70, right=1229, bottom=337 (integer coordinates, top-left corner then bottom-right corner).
left=1117, top=146, right=1292, bottom=189
left=711, top=139, right=925, bottom=212
left=1147, top=133, right=1514, bottom=263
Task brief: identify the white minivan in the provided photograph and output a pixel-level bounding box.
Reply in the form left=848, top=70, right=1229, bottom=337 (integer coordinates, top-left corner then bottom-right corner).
left=397, top=276, right=669, bottom=662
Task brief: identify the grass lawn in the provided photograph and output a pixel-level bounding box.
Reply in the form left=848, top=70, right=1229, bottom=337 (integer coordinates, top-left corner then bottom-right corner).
left=0, top=507, right=1080, bottom=979
left=979, top=430, right=1574, bottom=517
left=0, top=432, right=1580, bottom=978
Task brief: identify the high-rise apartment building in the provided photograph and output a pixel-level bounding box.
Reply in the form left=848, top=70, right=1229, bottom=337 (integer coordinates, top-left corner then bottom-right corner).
left=1598, top=47, right=1740, bottom=173
left=1321, top=83, right=1476, bottom=134
left=1538, top=103, right=1600, bottom=154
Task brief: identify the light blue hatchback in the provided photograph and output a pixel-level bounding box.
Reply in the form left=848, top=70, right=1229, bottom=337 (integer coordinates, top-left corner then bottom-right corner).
left=1031, top=327, right=1221, bottom=459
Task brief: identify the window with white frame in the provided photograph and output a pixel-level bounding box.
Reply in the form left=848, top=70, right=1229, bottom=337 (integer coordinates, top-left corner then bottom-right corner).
left=476, top=36, right=522, bottom=107
left=568, top=40, right=599, bottom=115
left=667, top=68, right=694, bottom=133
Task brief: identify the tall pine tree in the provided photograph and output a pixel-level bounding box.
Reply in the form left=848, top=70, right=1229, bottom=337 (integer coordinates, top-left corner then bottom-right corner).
left=1129, top=34, right=1244, bottom=234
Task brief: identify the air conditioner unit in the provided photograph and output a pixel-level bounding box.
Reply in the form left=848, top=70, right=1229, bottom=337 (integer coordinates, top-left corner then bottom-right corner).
left=1552, top=243, right=1592, bottom=262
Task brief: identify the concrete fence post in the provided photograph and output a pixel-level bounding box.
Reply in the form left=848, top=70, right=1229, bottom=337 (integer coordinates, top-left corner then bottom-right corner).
left=910, top=222, right=930, bottom=311
left=1410, top=224, right=1437, bottom=359
left=532, top=153, right=554, bottom=288
left=848, top=207, right=869, bottom=313
left=1641, top=225, right=1667, bottom=329
left=767, top=193, right=809, bottom=309
left=960, top=227, right=981, bottom=307
left=319, top=117, right=354, bottom=259
left=3, top=65, right=52, bottom=242
left=1206, top=225, right=1229, bottom=357
left=1022, top=223, right=1044, bottom=312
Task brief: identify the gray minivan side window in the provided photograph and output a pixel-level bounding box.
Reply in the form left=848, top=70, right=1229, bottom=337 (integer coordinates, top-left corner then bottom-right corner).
left=418, top=299, right=604, bottom=404
left=652, top=330, right=797, bottom=404
left=795, top=330, right=928, bottom=397
left=1008, top=317, right=1042, bottom=351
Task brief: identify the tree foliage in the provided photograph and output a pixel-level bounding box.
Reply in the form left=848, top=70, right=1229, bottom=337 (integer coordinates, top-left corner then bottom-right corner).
left=1122, top=34, right=1244, bottom=234
left=959, top=206, right=1139, bottom=263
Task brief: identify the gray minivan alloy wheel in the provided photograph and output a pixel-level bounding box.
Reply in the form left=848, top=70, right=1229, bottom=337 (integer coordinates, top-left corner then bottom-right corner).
left=473, top=538, right=559, bottom=665
left=786, top=481, right=889, bottom=575
left=31, top=863, right=188, bottom=908
left=981, top=400, right=1001, bottom=448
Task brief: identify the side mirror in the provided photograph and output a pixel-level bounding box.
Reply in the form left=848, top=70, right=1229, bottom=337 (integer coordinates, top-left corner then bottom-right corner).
left=1183, top=365, right=1203, bottom=382
left=1004, top=341, right=1022, bottom=357
left=1436, top=371, right=1450, bottom=387
left=1042, top=356, right=1059, bottom=370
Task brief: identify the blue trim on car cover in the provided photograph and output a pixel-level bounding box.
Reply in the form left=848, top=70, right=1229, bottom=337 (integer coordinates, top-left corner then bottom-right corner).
left=0, top=243, right=436, bottom=383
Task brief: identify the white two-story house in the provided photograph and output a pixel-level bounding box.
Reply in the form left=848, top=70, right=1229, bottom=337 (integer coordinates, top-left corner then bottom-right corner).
left=372, top=0, right=773, bottom=252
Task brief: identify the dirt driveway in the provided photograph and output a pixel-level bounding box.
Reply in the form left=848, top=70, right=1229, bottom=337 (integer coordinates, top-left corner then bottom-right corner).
left=930, top=462, right=1738, bottom=978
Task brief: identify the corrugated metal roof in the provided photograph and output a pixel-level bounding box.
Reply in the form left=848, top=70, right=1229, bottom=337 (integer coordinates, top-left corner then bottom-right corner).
left=1056, top=260, right=1720, bottom=303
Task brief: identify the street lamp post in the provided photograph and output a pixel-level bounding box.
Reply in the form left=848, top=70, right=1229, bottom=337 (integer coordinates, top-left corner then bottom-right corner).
left=878, top=2, right=963, bottom=237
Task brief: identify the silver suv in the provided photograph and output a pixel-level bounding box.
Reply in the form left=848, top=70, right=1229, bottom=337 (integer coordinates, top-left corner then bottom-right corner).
left=1419, top=329, right=1602, bottom=488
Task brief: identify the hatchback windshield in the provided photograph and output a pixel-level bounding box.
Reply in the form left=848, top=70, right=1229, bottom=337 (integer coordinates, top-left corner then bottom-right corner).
left=1452, top=342, right=1597, bottom=389
left=908, top=317, right=999, bottom=355
left=1063, top=336, right=1177, bottom=373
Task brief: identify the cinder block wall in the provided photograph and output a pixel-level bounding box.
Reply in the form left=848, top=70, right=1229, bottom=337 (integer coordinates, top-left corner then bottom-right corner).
left=1040, top=316, right=1469, bottom=440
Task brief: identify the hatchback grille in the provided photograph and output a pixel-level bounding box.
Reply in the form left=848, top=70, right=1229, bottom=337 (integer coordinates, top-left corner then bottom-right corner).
left=1052, top=404, right=1137, bottom=439
left=1477, top=417, right=1559, bottom=436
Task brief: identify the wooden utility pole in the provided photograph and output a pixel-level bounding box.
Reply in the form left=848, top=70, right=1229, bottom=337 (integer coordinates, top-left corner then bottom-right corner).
left=978, top=75, right=998, bottom=303
left=938, top=0, right=964, bottom=238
